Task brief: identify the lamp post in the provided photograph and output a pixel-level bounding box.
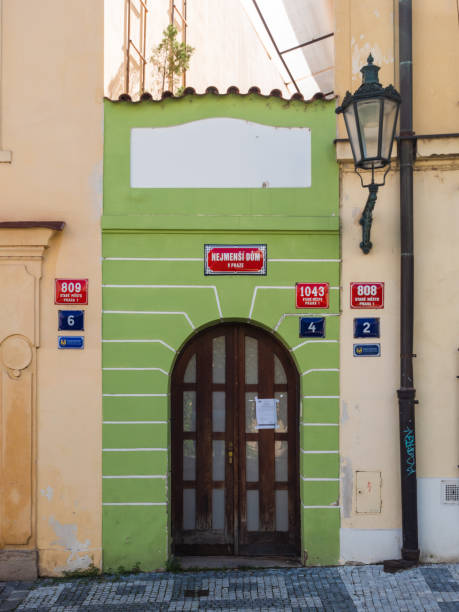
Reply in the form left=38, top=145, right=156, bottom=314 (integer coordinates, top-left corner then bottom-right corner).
left=336, top=55, right=401, bottom=253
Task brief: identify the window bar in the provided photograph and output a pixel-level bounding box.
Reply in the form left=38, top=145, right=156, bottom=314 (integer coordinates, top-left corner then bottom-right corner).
left=142, top=0, right=148, bottom=93
left=170, top=1, right=188, bottom=90
left=125, top=0, right=148, bottom=95
left=125, top=0, right=131, bottom=93
left=280, top=32, right=334, bottom=55
left=251, top=0, right=300, bottom=94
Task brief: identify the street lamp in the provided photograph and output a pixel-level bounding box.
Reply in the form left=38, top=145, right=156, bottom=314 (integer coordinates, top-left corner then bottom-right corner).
left=336, top=54, right=401, bottom=253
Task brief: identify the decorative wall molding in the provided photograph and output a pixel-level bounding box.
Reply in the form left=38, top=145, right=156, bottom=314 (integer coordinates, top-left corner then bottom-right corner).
left=0, top=223, right=63, bottom=577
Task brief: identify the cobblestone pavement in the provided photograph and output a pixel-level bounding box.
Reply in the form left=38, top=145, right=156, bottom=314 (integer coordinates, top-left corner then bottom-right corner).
left=0, top=564, right=458, bottom=611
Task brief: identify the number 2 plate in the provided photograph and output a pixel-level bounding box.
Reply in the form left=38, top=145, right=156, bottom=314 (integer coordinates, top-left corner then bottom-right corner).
left=354, top=317, right=380, bottom=338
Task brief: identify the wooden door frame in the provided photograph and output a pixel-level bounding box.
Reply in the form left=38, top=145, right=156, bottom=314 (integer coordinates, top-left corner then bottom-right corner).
left=170, top=321, right=300, bottom=557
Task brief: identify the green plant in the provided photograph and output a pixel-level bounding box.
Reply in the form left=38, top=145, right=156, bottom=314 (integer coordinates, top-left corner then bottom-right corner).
left=108, top=562, right=142, bottom=577
left=151, top=24, right=194, bottom=96
left=165, top=556, right=182, bottom=573
left=62, top=563, right=100, bottom=579
left=131, top=561, right=142, bottom=574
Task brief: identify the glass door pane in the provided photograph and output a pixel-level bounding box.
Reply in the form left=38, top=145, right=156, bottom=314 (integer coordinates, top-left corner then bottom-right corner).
left=212, top=391, right=225, bottom=432
left=246, top=490, right=259, bottom=531
left=246, top=442, right=259, bottom=481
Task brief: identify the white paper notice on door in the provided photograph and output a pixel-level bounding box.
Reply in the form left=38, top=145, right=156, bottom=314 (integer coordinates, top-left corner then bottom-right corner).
left=255, top=398, right=278, bottom=429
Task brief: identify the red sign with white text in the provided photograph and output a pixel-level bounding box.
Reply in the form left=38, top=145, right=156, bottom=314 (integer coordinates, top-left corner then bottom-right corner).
left=205, top=245, right=267, bottom=275
left=350, top=282, right=384, bottom=308
left=296, top=283, right=329, bottom=309
left=55, top=279, right=88, bottom=305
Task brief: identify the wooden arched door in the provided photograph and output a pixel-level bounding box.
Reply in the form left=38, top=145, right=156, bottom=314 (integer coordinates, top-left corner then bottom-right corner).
left=171, top=323, right=300, bottom=556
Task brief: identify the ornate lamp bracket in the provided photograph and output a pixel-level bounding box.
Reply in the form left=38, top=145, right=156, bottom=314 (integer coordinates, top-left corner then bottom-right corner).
left=356, top=164, right=390, bottom=254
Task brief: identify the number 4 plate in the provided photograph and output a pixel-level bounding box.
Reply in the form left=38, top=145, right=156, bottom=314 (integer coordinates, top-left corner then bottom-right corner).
left=300, top=317, right=325, bottom=338
left=58, top=310, right=84, bottom=331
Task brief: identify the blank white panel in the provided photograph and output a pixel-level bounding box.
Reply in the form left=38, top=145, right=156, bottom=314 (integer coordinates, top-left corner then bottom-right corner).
left=131, top=118, right=311, bottom=188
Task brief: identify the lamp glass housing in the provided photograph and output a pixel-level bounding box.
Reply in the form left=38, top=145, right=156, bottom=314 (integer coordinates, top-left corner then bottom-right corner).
left=381, top=98, right=399, bottom=160
left=357, top=99, right=381, bottom=162
left=337, top=55, right=401, bottom=172
left=343, top=104, right=361, bottom=165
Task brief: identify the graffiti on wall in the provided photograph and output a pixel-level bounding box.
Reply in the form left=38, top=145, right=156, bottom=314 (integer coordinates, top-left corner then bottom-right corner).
left=403, top=426, right=416, bottom=476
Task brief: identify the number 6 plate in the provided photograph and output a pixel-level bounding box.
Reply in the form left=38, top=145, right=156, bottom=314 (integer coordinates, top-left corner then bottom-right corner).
left=58, top=310, right=84, bottom=331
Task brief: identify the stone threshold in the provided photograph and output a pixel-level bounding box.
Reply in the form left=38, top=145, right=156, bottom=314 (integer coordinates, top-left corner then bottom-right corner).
left=176, top=556, right=302, bottom=570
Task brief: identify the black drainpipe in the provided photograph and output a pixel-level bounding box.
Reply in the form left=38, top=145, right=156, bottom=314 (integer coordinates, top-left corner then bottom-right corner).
left=397, top=0, right=420, bottom=562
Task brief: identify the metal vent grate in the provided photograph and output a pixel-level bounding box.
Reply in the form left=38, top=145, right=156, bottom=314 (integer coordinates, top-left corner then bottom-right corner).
left=441, top=480, right=459, bottom=504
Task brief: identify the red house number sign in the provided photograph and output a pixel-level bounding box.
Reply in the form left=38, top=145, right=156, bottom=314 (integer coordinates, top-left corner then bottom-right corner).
left=296, top=283, right=329, bottom=308
left=55, top=279, right=88, bottom=305
left=350, top=282, right=384, bottom=308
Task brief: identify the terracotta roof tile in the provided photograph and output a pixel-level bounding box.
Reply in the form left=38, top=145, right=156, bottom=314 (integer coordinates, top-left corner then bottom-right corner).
left=106, top=86, right=334, bottom=104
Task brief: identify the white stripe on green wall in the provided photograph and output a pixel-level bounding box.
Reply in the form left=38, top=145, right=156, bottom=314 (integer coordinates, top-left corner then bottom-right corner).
left=102, top=448, right=168, bottom=452
left=104, top=310, right=195, bottom=329
left=103, top=368, right=168, bottom=373
left=103, top=475, right=167, bottom=479
left=103, top=502, right=167, bottom=506
left=102, top=284, right=223, bottom=318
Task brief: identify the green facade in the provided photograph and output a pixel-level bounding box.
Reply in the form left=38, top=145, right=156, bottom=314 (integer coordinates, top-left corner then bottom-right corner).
left=102, top=93, right=340, bottom=570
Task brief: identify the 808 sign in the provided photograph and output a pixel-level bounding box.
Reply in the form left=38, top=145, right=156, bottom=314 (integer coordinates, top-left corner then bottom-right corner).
left=350, top=282, right=384, bottom=309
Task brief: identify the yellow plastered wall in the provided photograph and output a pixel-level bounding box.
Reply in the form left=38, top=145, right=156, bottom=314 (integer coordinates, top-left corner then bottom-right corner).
left=335, top=0, right=459, bottom=562
left=0, top=0, right=103, bottom=575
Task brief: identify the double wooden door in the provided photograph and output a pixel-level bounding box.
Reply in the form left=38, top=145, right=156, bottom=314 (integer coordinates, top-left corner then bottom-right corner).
left=171, top=323, right=299, bottom=556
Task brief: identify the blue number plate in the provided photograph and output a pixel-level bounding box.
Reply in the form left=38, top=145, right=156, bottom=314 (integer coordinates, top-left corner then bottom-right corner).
left=354, top=317, right=380, bottom=338
left=58, top=310, right=84, bottom=331
left=300, top=317, right=325, bottom=338
left=58, top=336, right=84, bottom=349
left=353, top=343, right=381, bottom=357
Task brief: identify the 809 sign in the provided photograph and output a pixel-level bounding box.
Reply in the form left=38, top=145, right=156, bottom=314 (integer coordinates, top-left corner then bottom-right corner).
left=55, top=278, right=88, bottom=305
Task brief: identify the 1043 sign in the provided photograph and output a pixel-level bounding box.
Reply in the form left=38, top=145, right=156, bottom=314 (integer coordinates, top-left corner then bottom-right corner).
left=296, top=283, right=329, bottom=309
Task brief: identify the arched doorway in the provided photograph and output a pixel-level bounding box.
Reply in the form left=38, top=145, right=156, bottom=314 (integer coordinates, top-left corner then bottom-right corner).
left=171, top=323, right=300, bottom=557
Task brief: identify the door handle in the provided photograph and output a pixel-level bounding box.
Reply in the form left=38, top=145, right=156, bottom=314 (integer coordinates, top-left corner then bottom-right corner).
left=228, top=442, right=233, bottom=464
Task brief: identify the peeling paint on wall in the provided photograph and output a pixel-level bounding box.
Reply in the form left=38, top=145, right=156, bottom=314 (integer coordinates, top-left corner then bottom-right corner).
left=89, top=159, right=103, bottom=218
left=341, top=457, right=353, bottom=519
left=351, top=42, right=393, bottom=78
left=341, top=401, right=349, bottom=424
left=48, top=516, right=92, bottom=571
left=40, top=486, right=54, bottom=501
